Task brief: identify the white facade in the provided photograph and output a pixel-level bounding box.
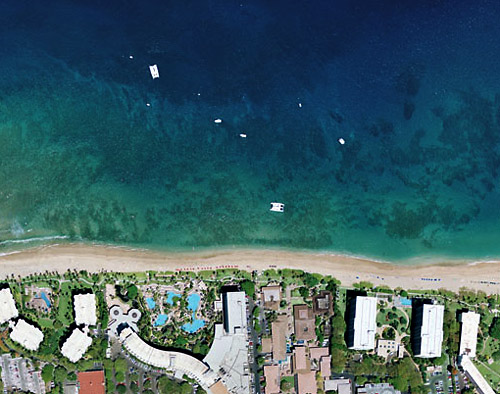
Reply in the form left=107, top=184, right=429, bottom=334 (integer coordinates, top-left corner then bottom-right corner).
left=61, top=328, right=92, bottom=363
left=9, top=320, right=44, bottom=351
left=415, top=304, right=444, bottom=358
left=349, top=296, right=377, bottom=350
left=460, top=355, right=495, bottom=394
left=119, top=327, right=218, bottom=390
left=223, top=291, right=247, bottom=334
left=204, top=290, right=250, bottom=394
left=459, top=312, right=480, bottom=358
left=204, top=324, right=250, bottom=394
left=74, top=294, right=97, bottom=326
left=0, top=288, right=18, bottom=324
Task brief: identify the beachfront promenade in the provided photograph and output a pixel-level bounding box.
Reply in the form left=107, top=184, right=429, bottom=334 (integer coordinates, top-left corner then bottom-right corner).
left=1, top=245, right=500, bottom=295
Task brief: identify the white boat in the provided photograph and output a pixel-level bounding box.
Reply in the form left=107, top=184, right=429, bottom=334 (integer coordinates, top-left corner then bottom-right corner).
left=270, top=202, right=285, bottom=212
left=338, top=138, right=345, bottom=145
left=239, top=133, right=247, bottom=138
left=149, top=64, right=159, bottom=79
left=214, top=118, right=223, bottom=124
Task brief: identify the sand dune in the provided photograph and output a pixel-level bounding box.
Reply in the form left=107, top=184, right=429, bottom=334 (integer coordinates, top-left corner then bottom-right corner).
left=0, top=244, right=499, bottom=295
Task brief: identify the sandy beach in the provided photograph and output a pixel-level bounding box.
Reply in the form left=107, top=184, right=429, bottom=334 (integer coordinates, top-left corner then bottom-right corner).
left=0, top=244, right=499, bottom=294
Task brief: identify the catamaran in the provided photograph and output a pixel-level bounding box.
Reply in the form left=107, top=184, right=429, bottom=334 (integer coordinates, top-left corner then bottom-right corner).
left=270, top=202, right=285, bottom=212
left=149, top=64, right=159, bottom=79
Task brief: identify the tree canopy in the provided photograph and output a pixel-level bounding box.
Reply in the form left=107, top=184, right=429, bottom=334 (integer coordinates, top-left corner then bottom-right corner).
left=490, top=318, right=500, bottom=340
left=157, top=377, right=193, bottom=394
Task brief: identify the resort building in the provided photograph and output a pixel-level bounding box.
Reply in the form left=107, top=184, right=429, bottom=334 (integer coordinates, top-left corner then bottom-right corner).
left=271, top=315, right=287, bottom=362
left=261, top=286, right=281, bottom=310
left=312, top=291, right=333, bottom=316
left=0, top=287, right=18, bottom=324
left=293, top=305, right=316, bottom=341
left=358, top=383, right=401, bottom=394
left=77, top=371, right=105, bottom=394
left=9, top=319, right=44, bottom=351
left=61, top=328, right=93, bottom=363
left=459, top=311, right=480, bottom=358
left=204, top=290, right=250, bottom=394
left=346, top=296, right=377, bottom=350
left=263, top=365, right=280, bottom=394
left=262, top=337, right=273, bottom=354
left=412, top=303, right=444, bottom=358
left=74, top=294, right=97, bottom=326
left=376, top=339, right=404, bottom=359
left=293, top=347, right=309, bottom=372
left=309, top=347, right=331, bottom=377
left=120, top=327, right=218, bottom=389
left=460, top=355, right=495, bottom=394
left=324, top=378, right=352, bottom=394
left=222, top=291, right=247, bottom=334
left=296, top=371, right=317, bottom=394
left=117, top=288, right=248, bottom=394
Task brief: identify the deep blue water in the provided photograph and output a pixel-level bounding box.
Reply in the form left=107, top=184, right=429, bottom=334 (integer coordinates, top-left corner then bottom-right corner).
left=1, top=0, right=500, bottom=261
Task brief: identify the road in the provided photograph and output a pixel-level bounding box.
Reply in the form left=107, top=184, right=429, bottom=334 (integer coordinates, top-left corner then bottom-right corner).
left=248, top=297, right=261, bottom=394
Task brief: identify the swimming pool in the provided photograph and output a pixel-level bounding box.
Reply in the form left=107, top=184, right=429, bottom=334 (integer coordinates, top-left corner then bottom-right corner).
left=154, top=314, right=168, bottom=327
left=166, top=291, right=181, bottom=305
left=146, top=297, right=156, bottom=309
left=182, top=293, right=205, bottom=333
left=40, top=292, right=51, bottom=308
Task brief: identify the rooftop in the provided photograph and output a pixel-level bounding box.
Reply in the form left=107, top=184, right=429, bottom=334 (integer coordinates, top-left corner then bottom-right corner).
left=74, top=294, right=97, bottom=326
left=203, top=324, right=250, bottom=394
left=376, top=339, right=400, bottom=358
left=459, top=311, right=480, bottom=358
left=415, top=304, right=444, bottom=358
left=309, top=347, right=329, bottom=361
left=324, top=378, right=351, bottom=394
left=349, top=296, right=377, bottom=350
left=77, top=371, right=105, bottom=394
left=293, top=305, right=315, bottom=341
left=120, top=327, right=217, bottom=389
left=312, top=291, right=333, bottom=315
left=296, top=371, right=317, bottom=394
left=271, top=315, right=287, bottom=362
left=358, top=383, right=401, bottom=394
left=9, top=319, right=44, bottom=351
left=264, top=365, right=280, bottom=394
left=222, top=291, right=247, bottom=334
left=261, top=286, right=281, bottom=309
left=319, top=356, right=331, bottom=377
left=460, top=355, right=495, bottom=394
left=262, top=337, right=273, bottom=354
left=293, top=347, right=308, bottom=372
left=0, top=288, right=18, bottom=324
left=61, top=328, right=93, bottom=363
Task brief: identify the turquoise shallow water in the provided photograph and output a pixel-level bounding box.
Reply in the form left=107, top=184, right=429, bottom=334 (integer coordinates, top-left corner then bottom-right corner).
left=2, top=1, right=500, bottom=262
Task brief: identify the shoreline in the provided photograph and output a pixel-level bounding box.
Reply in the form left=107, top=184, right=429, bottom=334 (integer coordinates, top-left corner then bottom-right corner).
left=1, top=243, right=500, bottom=294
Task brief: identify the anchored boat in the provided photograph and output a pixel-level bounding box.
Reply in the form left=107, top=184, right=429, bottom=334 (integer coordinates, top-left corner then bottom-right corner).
left=149, top=64, right=159, bottom=79
left=270, top=202, right=285, bottom=212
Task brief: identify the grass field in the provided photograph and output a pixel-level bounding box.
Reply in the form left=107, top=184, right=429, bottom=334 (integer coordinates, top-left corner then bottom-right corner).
left=477, top=361, right=500, bottom=391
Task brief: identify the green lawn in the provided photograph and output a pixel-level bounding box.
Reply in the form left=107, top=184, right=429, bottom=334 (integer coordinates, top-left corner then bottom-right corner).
left=38, top=318, right=54, bottom=328
left=57, top=283, right=75, bottom=326
left=477, top=362, right=500, bottom=391
left=376, top=307, right=409, bottom=333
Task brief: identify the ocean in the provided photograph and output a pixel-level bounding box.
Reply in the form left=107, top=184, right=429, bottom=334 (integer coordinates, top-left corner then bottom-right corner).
left=1, top=0, right=500, bottom=262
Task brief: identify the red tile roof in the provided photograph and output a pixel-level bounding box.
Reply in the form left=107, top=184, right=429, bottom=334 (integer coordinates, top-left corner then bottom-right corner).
left=78, top=371, right=105, bottom=394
